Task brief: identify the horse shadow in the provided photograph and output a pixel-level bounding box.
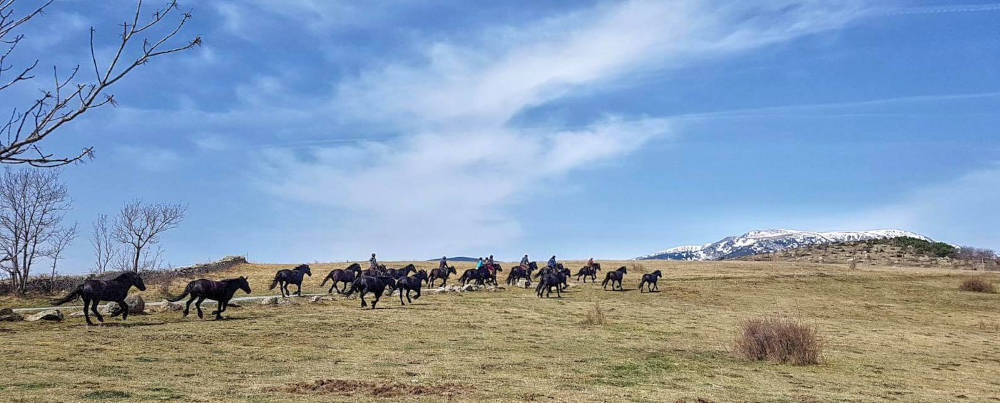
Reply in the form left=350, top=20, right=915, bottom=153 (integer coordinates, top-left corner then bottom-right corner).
left=92, top=321, right=167, bottom=328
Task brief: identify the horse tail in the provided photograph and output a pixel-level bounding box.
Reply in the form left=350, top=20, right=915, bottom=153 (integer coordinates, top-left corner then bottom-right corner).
left=269, top=274, right=280, bottom=290
left=601, top=275, right=610, bottom=288
left=51, top=285, right=82, bottom=305
left=166, top=282, right=193, bottom=302
left=320, top=272, right=333, bottom=287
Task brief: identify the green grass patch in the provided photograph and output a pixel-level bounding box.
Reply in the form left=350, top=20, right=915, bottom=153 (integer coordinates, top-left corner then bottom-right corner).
left=81, top=390, right=131, bottom=399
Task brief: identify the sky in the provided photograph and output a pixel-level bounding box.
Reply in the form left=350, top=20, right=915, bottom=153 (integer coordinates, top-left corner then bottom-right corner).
left=2, top=0, right=999, bottom=273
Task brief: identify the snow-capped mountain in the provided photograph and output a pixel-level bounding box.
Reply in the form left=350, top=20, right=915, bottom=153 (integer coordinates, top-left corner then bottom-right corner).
left=637, top=229, right=930, bottom=261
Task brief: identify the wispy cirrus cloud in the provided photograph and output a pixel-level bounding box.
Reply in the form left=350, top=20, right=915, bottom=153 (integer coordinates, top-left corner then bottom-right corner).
left=251, top=0, right=869, bottom=257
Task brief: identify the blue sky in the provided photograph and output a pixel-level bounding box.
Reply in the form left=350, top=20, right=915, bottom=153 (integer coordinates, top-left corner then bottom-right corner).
left=3, top=0, right=999, bottom=272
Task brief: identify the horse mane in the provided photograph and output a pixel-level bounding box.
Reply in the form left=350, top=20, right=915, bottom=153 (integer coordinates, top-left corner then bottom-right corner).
left=346, top=262, right=361, bottom=270
left=111, top=272, right=137, bottom=282
left=294, top=264, right=310, bottom=271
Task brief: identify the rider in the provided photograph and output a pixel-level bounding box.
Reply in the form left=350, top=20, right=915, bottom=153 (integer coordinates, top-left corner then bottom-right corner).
left=475, top=257, right=484, bottom=270
left=369, top=253, right=378, bottom=270
left=486, top=255, right=495, bottom=271
left=439, top=256, right=448, bottom=270
left=520, top=254, right=529, bottom=270
left=586, top=257, right=594, bottom=270
left=547, top=255, right=557, bottom=269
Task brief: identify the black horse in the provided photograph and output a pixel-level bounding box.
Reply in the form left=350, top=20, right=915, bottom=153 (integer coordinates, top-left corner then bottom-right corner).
left=395, top=271, right=428, bottom=305
left=459, top=266, right=496, bottom=286
left=385, top=264, right=416, bottom=279
left=535, top=269, right=566, bottom=298
left=602, top=266, right=628, bottom=291
left=639, top=270, right=662, bottom=293
left=344, top=275, right=395, bottom=309
left=428, top=266, right=457, bottom=287
left=506, top=266, right=531, bottom=287
left=321, top=263, right=361, bottom=294
left=52, top=272, right=147, bottom=326
left=169, top=277, right=252, bottom=320
left=575, top=263, right=601, bottom=283
left=269, top=264, right=312, bottom=297
left=486, top=263, right=503, bottom=286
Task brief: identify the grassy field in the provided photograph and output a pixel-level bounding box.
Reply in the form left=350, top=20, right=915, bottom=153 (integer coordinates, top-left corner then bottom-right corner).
left=1, top=260, right=999, bottom=402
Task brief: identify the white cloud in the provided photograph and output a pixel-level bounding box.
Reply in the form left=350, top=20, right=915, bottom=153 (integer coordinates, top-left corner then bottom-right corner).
left=250, top=1, right=867, bottom=256
left=114, top=145, right=181, bottom=172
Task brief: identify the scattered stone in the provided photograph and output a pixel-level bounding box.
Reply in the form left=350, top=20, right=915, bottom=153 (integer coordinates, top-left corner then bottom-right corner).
left=515, top=279, right=529, bottom=288
left=260, top=296, right=280, bottom=305
left=310, top=296, right=323, bottom=303
left=0, top=308, right=24, bottom=322
left=69, top=311, right=86, bottom=318
left=26, top=309, right=63, bottom=322
left=103, top=295, right=145, bottom=317
left=159, top=300, right=184, bottom=311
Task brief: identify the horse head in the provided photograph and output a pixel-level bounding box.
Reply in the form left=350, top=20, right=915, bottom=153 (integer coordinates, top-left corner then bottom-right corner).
left=651, top=270, right=662, bottom=277
left=618, top=266, right=628, bottom=274
left=414, top=270, right=428, bottom=281
left=237, top=276, right=252, bottom=294
left=447, top=266, right=457, bottom=274
left=124, top=272, right=147, bottom=291
left=296, top=264, right=312, bottom=276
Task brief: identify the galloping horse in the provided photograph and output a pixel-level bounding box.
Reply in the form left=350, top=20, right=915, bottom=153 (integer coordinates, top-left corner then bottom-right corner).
left=169, top=277, right=252, bottom=320
left=269, top=264, right=312, bottom=297
left=428, top=266, right=457, bottom=287
left=639, top=270, right=662, bottom=293
left=395, top=271, right=428, bottom=305
left=602, top=266, right=628, bottom=291
left=535, top=269, right=566, bottom=298
left=385, top=264, right=416, bottom=279
left=321, top=263, right=362, bottom=294
left=575, top=263, right=601, bottom=283
left=52, top=272, right=147, bottom=326
left=344, top=275, right=395, bottom=309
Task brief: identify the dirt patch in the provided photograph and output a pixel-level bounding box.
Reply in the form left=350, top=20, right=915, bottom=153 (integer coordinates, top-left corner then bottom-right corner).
left=266, top=378, right=469, bottom=398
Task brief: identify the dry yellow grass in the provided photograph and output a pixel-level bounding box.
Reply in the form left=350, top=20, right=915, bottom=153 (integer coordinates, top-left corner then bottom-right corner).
left=1, top=260, right=999, bottom=402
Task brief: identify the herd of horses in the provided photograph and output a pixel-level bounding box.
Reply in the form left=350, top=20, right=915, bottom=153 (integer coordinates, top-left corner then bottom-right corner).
left=49, top=261, right=665, bottom=325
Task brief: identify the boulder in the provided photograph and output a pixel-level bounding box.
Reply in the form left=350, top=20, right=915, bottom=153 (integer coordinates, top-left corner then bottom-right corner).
left=515, top=279, right=529, bottom=288
left=159, top=300, right=184, bottom=311
left=103, top=295, right=145, bottom=317
left=260, top=296, right=280, bottom=305
left=26, top=309, right=63, bottom=322
left=0, top=308, right=23, bottom=322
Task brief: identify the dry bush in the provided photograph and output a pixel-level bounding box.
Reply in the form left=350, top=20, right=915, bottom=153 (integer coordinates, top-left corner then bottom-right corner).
left=734, top=317, right=821, bottom=365
left=959, top=278, right=995, bottom=293
left=582, top=302, right=607, bottom=326
left=629, top=262, right=647, bottom=274
left=848, top=259, right=857, bottom=270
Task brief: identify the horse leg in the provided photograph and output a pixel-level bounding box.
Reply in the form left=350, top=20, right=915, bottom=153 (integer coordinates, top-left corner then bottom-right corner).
left=92, top=299, right=104, bottom=323
left=399, top=287, right=405, bottom=305
left=360, top=291, right=368, bottom=308
left=117, top=300, right=130, bottom=321
left=215, top=300, right=227, bottom=320
left=82, top=298, right=95, bottom=326
left=296, top=282, right=302, bottom=296
left=413, top=288, right=420, bottom=300
left=184, top=295, right=195, bottom=317
left=195, top=297, right=205, bottom=319
left=653, top=281, right=659, bottom=292
left=371, top=292, right=379, bottom=309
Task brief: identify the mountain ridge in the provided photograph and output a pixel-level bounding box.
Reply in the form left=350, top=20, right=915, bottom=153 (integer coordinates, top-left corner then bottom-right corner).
left=638, top=229, right=930, bottom=261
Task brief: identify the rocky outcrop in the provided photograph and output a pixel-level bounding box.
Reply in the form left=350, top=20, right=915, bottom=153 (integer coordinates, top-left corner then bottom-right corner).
left=26, top=309, right=63, bottom=322
left=0, top=308, right=23, bottom=322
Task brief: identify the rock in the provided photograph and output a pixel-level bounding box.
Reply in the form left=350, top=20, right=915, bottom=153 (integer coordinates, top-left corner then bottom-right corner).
left=260, top=296, right=280, bottom=305
left=159, top=300, right=184, bottom=311
left=103, top=295, right=145, bottom=317
left=26, top=309, right=63, bottom=322
left=310, top=296, right=323, bottom=303
left=515, top=279, right=529, bottom=288
left=69, top=311, right=86, bottom=318
left=462, top=284, right=481, bottom=292
left=0, top=308, right=24, bottom=322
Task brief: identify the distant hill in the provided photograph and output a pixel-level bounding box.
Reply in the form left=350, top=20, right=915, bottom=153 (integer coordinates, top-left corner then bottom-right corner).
left=426, top=256, right=478, bottom=262
left=637, top=229, right=930, bottom=261
left=740, top=236, right=999, bottom=270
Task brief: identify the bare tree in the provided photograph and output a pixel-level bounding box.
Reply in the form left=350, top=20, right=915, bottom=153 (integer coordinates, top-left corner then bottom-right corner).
left=90, top=213, right=119, bottom=273
left=0, top=168, right=69, bottom=294
left=112, top=200, right=185, bottom=272
left=0, top=0, right=200, bottom=167
left=45, top=222, right=76, bottom=290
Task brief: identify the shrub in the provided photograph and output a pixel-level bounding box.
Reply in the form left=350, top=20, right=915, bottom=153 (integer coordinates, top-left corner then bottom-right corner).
left=734, top=317, right=820, bottom=365
left=959, top=278, right=995, bottom=293
left=582, top=302, right=606, bottom=326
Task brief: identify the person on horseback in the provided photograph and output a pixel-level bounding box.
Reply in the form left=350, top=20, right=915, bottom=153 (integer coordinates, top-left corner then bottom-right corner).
left=587, top=257, right=594, bottom=269
left=520, top=254, right=529, bottom=270
left=475, top=257, right=484, bottom=270
left=547, top=255, right=557, bottom=269
left=439, top=256, right=448, bottom=269
left=369, top=253, right=378, bottom=270
left=486, top=255, right=495, bottom=270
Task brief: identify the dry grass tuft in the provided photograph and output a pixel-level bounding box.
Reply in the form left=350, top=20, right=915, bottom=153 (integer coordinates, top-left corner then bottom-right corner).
left=630, top=262, right=647, bottom=274
left=582, top=301, right=607, bottom=326
left=734, top=317, right=821, bottom=365
left=959, top=278, right=995, bottom=293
